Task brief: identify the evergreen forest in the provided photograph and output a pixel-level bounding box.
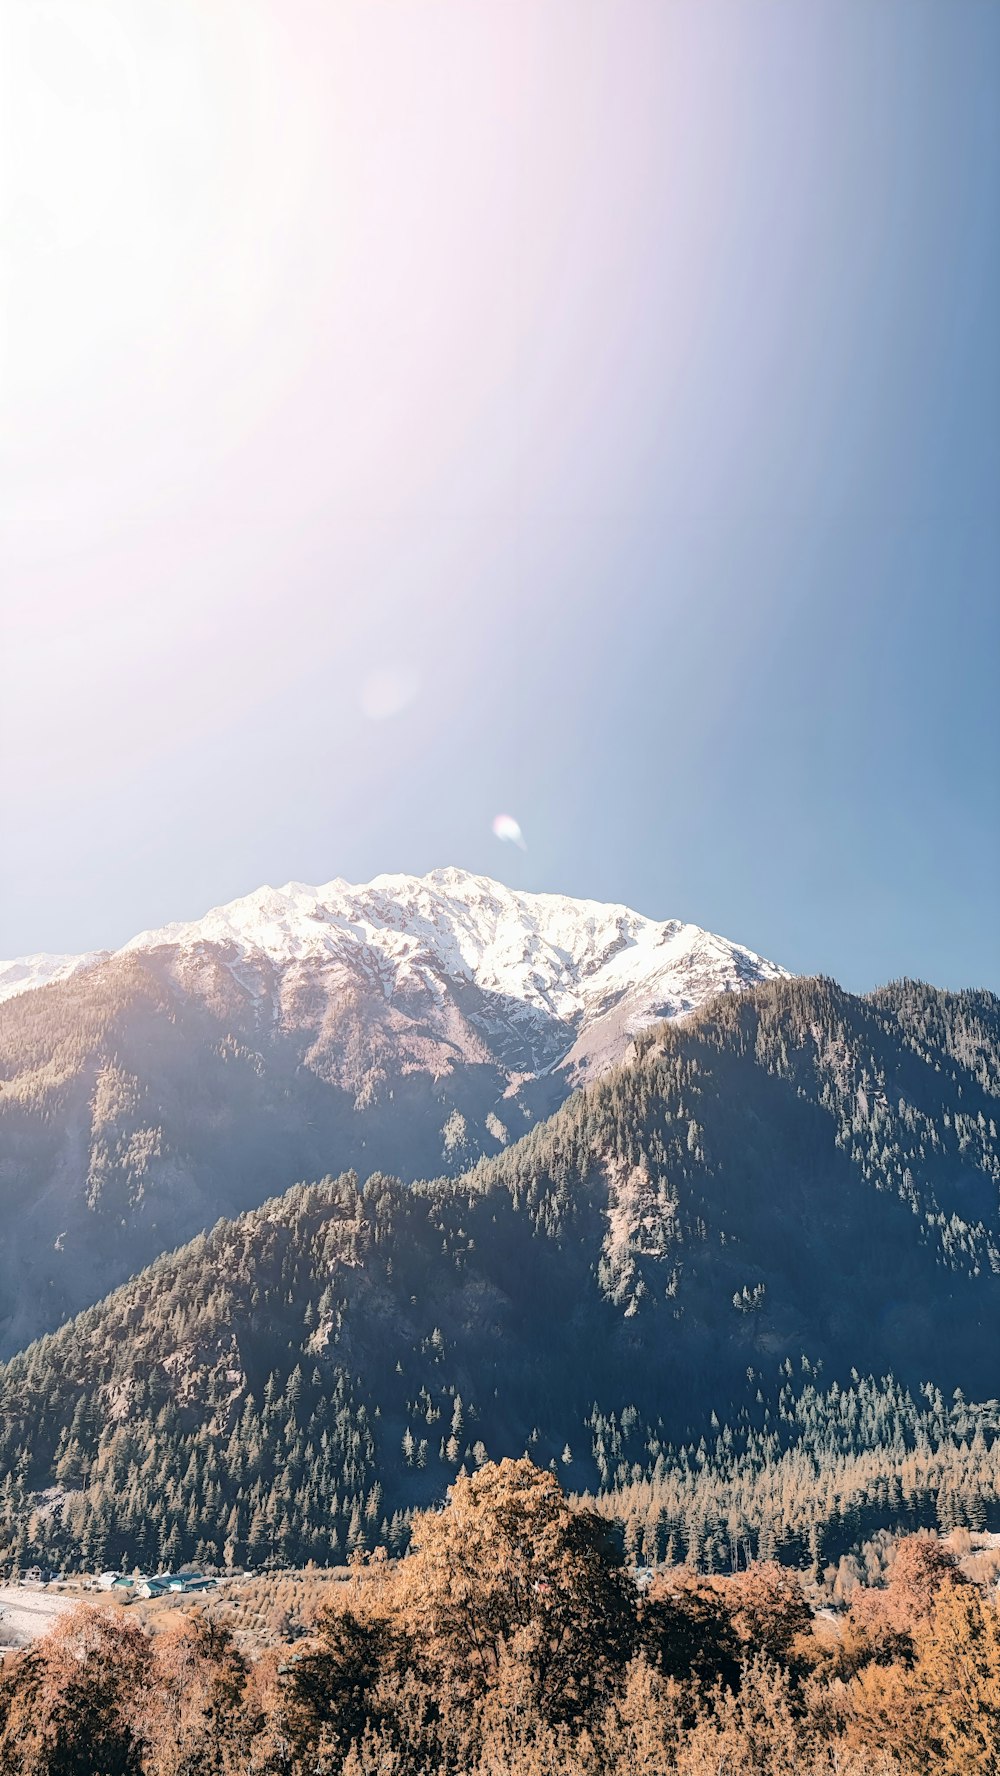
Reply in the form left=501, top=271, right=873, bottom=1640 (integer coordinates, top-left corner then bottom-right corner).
left=0, top=977, right=997, bottom=1577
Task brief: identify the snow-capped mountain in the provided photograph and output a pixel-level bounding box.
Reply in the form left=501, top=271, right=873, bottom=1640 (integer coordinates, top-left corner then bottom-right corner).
left=0, top=949, right=108, bottom=1003
left=0, top=868, right=789, bottom=1355
left=1, top=868, right=787, bottom=1078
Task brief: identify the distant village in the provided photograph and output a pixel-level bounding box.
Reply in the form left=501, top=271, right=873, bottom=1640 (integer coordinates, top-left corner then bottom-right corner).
left=17, top=1566, right=216, bottom=1600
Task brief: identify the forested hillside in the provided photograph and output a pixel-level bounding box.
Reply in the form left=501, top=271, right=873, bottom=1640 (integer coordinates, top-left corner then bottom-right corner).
left=0, top=949, right=549, bottom=1356
left=0, top=870, right=786, bottom=1356
left=0, top=976, right=997, bottom=1574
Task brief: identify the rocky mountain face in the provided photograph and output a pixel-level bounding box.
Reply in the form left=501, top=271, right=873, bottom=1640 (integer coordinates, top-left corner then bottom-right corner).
left=0, top=869, right=786, bottom=1353
left=1, top=976, right=997, bottom=1574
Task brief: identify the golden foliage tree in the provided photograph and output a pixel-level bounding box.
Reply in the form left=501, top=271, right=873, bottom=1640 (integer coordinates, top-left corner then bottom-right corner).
left=401, top=1458, right=635, bottom=1724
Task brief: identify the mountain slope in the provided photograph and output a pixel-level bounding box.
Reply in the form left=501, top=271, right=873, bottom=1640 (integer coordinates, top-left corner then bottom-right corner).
left=0, top=951, right=108, bottom=1002
left=0, top=870, right=785, bottom=1352
left=1, top=975, right=997, bottom=1575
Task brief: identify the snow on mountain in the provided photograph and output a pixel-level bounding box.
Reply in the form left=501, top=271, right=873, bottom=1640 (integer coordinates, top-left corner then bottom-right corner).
left=0, top=950, right=109, bottom=1006
left=0, top=870, right=789, bottom=1075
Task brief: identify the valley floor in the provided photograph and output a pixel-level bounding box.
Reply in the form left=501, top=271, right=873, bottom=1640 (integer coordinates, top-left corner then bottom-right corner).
left=0, top=1584, right=74, bottom=1653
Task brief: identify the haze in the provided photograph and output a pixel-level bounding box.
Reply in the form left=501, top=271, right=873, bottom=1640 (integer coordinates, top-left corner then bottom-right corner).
left=2, top=0, right=997, bottom=993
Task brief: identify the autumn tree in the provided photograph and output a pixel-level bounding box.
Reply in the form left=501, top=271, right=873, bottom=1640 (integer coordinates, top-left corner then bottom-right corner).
left=916, top=1584, right=1000, bottom=1775
left=402, top=1457, right=635, bottom=1724
left=270, top=1605, right=411, bottom=1769
left=138, top=1613, right=253, bottom=1776
left=720, top=1560, right=813, bottom=1669
left=0, top=1608, right=150, bottom=1776
left=639, top=1571, right=742, bottom=1694
left=843, top=1533, right=969, bottom=1674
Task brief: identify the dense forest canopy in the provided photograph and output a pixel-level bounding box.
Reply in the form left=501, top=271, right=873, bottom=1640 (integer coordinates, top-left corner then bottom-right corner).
left=0, top=944, right=564, bottom=1354
left=1, top=1461, right=998, bottom=1774
left=0, top=976, right=997, bottom=1575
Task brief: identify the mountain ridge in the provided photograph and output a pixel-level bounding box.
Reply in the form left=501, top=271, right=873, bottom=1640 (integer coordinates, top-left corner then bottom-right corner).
left=0, top=869, right=788, bottom=1354
left=1, top=973, right=997, bottom=1575
left=0, top=867, right=788, bottom=1055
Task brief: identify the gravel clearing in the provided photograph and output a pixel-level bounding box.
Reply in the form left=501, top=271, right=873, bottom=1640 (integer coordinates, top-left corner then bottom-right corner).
left=0, top=1586, right=76, bottom=1651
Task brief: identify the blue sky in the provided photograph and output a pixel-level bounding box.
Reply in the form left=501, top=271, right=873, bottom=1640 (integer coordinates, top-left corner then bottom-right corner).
left=2, top=0, right=997, bottom=992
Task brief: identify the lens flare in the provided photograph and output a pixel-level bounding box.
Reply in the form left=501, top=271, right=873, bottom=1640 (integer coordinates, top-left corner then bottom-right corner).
left=492, top=813, right=526, bottom=849
left=359, top=665, right=419, bottom=721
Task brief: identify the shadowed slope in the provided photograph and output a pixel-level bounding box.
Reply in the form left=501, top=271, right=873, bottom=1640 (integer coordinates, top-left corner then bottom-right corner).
left=0, top=976, right=997, bottom=1572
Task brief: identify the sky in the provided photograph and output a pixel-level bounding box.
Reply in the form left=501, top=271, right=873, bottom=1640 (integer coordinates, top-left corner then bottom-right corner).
left=1, top=0, right=998, bottom=993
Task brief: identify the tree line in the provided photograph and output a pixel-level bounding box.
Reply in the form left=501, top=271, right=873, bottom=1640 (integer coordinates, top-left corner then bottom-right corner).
left=0, top=977, right=997, bottom=1575
left=1, top=1459, right=998, bottom=1774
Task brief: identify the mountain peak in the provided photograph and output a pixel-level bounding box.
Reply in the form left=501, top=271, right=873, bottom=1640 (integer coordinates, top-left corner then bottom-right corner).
left=0, top=869, right=789, bottom=1040
left=0, top=869, right=789, bottom=1352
